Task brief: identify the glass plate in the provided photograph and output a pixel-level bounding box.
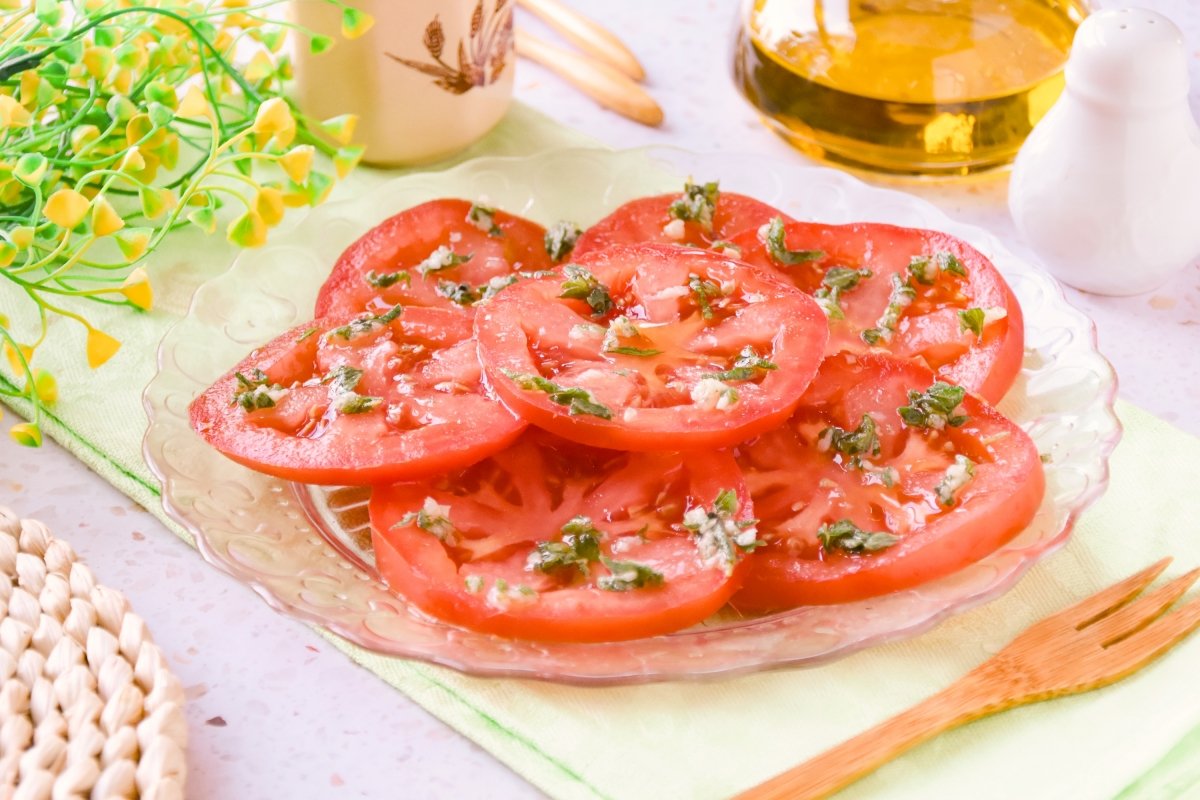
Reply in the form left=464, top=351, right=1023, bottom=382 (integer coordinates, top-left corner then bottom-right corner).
left=142, top=147, right=1120, bottom=685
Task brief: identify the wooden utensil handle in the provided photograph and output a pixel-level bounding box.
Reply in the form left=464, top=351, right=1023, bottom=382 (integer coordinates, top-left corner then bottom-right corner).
left=734, top=674, right=1000, bottom=800
left=516, top=0, right=646, bottom=81
left=515, top=30, right=663, bottom=127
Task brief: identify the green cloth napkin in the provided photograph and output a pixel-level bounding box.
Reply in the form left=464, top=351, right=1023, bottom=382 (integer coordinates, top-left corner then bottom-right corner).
left=3, top=103, right=1199, bottom=800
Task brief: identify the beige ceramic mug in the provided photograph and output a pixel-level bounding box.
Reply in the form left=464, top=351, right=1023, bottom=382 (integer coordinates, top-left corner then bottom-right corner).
left=290, top=0, right=515, bottom=165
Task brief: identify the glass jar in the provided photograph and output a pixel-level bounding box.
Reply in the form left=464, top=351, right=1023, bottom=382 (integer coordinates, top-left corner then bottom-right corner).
left=732, top=0, right=1090, bottom=176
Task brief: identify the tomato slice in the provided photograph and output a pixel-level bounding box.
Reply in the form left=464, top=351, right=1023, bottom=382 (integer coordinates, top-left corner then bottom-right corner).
left=369, top=430, right=758, bottom=642
left=189, top=306, right=525, bottom=485
left=729, top=220, right=1024, bottom=404
left=315, top=199, right=557, bottom=318
left=573, top=182, right=791, bottom=257
left=474, top=243, right=829, bottom=451
left=732, top=352, right=1044, bottom=610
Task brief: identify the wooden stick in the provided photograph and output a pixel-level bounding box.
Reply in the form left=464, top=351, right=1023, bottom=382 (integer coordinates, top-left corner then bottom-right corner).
left=516, top=0, right=646, bottom=82
left=515, top=29, right=663, bottom=127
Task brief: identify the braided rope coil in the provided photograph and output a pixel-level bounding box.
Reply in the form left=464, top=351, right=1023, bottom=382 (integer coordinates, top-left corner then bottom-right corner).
left=0, top=507, right=186, bottom=800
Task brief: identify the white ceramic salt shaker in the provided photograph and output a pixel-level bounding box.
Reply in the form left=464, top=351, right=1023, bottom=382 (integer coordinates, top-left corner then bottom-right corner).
left=1009, top=9, right=1200, bottom=296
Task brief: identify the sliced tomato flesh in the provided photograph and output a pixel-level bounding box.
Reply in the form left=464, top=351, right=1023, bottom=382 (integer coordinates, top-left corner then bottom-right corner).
left=474, top=243, right=829, bottom=450
left=729, top=221, right=1024, bottom=404
left=189, top=306, right=526, bottom=485
left=573, top=186, right=791, bottom=257
left=732, top=352, right=1045, bottom=609
left=369, top=430, right=757, bottom=642
left=315, top=198, right=556, bottom=318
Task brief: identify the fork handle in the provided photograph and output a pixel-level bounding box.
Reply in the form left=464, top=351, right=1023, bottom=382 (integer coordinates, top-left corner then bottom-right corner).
left=734, top=673, right=1002, bottom=800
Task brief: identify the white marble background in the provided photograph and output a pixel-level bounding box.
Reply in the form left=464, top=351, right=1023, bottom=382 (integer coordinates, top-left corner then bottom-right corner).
left=1, top=1, right=1198, bottom=798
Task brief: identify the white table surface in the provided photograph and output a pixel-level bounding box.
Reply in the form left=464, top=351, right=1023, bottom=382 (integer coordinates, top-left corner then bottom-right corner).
left=2, top=2, right=1199, bottom=798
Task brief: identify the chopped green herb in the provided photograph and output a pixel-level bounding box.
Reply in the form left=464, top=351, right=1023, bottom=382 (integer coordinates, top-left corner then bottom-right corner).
left=479, top=274, right=519, bottom=301
left=709, top=240, right=743, bottom=257
left=605, top=346, right=661, bottom=357
left=861, top=274, right=916, bottom=344
left=691, top=378, right=739, bottom=410
left=325, top=304, right=403, bottom=341
left=232, top=368, right=283, bottom=411
left=597, top=557, right=664, bottom=591
left=296, top=327, right=318, bottom=342
left=464, top=575, right=484, bottom=593
left=335, top=394, right=383, bottom=414
left=818, top=414, right=881, bottom=467
left=365, top=269, right=411, bottom=289
left=813, top=266, right=872, bottom=320
left=436, top=280, right=480, bottom=306
left=416, top=246, right=472, bottom=277
left=467, top=202, right=503, bottom=236
left=486, top=578, right=538, bottom=609
left=935, top=454, right=976, bottom=506
left=545, top=220, right=583, bottom=262
left=558, top=264, right=614, bottom=316
left=681, top=489, right=761, bottom=576
left=706, top=345, right=778, bottom=382
left=527, top=516, right=603, bottom=576
left=601, top=315, right=662, bottom=357
left=396, top=497, right=456, bottom=542
left=758, top=216, right=825, bottom=266
left=688, top=273, right=721, bottom=320
left=898, top=382, right=968, bottom=430
left=870, top=466, right=899, bottom=488
left=959, top=307, right=985, bottom=338
left=321, top=364, right=363, bottom=394
left=667, top=180, right=719, bottom=232
left=502, top=370, right=613, bottom=419
left=908, top=251, right=967, bottom=284
left=818, top=519, right=898, bottom=554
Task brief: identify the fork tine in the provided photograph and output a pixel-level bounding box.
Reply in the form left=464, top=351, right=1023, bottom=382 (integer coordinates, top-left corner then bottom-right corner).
left=1063, top=557, right=1172, bottom=629
left=1098, top=594, right=1200, bottom=679
left=1084, top=568, right=1200, bottom=646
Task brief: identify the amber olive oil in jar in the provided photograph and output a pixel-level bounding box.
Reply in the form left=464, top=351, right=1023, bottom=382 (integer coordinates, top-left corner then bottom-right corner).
left=733, top=0, right=1088, bottom=175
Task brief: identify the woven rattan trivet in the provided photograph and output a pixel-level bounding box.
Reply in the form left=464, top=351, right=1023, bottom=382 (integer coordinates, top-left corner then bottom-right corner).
left=0, top=506, right=186, bottom=799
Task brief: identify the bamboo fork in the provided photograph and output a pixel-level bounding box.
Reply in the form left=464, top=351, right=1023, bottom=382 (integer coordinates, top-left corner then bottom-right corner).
left=516, top=0, right=646, bottom=81
left=736, top=558, right=1200, bottom=800
left=515, top=29, right=663, bottom=127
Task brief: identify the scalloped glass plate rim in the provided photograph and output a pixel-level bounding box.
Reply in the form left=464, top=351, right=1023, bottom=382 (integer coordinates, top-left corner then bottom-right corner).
left=142, top=146, right=1121, bottom=684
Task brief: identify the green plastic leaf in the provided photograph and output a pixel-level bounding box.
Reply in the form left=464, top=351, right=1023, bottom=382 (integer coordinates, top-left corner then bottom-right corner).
left=333, top=145, right=364, bottom=179
left=259, top=27, right=285, bottom=52
left=9, top=422, right=42, bottom=448
left=94, top=27, right=118, bottom=48
left=57, top=38, right=83, bottom=64
left=112, top=42, right=139, bottom=68
left=147, top=102, right=173, bottom=127
left=144, top=80, right=175, bottom=107
left=106, top=94, right=137, bottom=122
left=341, top=6, right=375, bottom=38
left=38, top=61, right=68, bottom=89
left=186, top=207, right=217, bottom=234
left=35, top=0, right=62, bottom=26
left=303, top=171, right=333, bottom=205
left=310, top=34, right=334, bottom=54
left=14, top=154, right=48, bottom=187
left=319, top=114, right=357, bottom=144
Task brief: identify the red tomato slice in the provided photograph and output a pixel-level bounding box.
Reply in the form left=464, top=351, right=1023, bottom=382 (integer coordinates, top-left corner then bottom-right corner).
left=573, top=183, right=791, bottom=257
left=474, top=243, right=829, bottom=451
left=369, top=430, right=758, bottom=642
left=189, top=306, right=525, bottom=485
left=732, top=352, right=1044, bottom=610
left=315, top=199, right=557, bottom=318
left=729, top=220, right=1024, bottom=404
